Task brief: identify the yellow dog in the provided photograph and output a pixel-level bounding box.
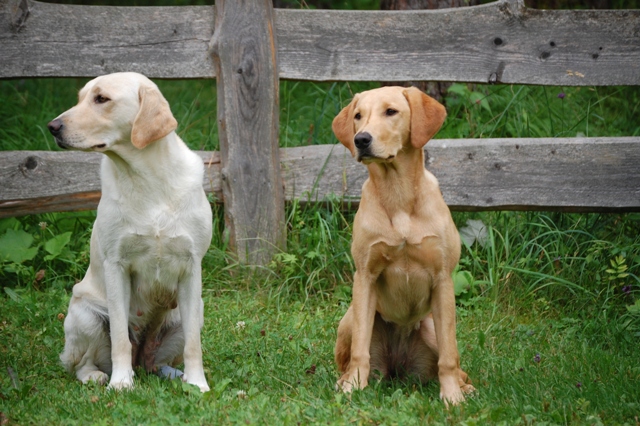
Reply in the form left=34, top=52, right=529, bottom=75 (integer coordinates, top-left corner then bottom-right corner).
left=333, top=86, right=474, bottom=405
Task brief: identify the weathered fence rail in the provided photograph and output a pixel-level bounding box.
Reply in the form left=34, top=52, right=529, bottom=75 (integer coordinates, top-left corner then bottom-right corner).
left=1, top=0, right=640, bottom=263
left=3, top=0, right=640, bottom=85
left=3, top=137, right=639, bottom=218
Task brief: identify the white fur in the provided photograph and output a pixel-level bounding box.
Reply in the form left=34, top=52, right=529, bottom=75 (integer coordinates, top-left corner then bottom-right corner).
left=53, top=72, right=212, bottom=392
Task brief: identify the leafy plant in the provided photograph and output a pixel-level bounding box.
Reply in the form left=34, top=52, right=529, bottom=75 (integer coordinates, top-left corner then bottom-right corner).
left=605, top=254, right=629, bottom=284
left=0, top=229, right=39, bottom=264
left=43, top=232, right=73, bottom=262
left=0, top=214, right=93, bottom=290
left=452, top=266, right=479, bottom=307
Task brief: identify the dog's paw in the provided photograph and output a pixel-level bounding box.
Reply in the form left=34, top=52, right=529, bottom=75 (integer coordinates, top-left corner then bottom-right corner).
left=456, top=369, right=476, bottom=396
left=336, top=372, right=367, bottom=393
left=108, top=369, right=134, bottom=391
left=439, top=388, right=466, bottom=408
left=439, top=374, right=468, bottom=407
left=80, top=370, right=109, bottom=386
left=182, top=372, right=210, bottom=393
left=461, top=383, right=476, bottom=395
left=335, top=378, right=352, bottom=393
left=194, top=381, right=210, bottom=393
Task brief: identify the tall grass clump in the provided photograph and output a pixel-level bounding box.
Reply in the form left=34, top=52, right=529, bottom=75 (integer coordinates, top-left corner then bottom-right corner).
left=454, top=211, right=640, bottom=344
left=441, top=83, right=640, bottom=139
left=279, top=81, right=379, bottom=147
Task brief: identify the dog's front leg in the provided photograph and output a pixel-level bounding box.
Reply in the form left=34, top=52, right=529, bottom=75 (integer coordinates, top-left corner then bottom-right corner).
left=337, top=270, right=377, bottom=393
left=178, top=263, right=209, bottom=393
left=104, top=261, right=134, bottom=390
left=431, top=272, right=465, bottom=406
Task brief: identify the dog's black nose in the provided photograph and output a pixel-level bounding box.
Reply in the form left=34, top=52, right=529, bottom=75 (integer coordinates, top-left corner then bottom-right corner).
left=47, top=119, right=63, bottom=136
left=354, top=132, right=372, bottom=150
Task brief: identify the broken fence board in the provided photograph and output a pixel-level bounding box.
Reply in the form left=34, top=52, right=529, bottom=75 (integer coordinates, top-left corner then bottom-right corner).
left=1, top=137, right=639, bottom=217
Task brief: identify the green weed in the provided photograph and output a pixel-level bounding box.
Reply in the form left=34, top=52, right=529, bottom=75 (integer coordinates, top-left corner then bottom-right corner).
left=0, top=212, right=93, bottom=291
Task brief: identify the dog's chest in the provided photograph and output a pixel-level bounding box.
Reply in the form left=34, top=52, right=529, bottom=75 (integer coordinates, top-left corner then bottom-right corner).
left=114, top=213, right=196, bottom=285
left=365, top=213, right=444, bottom=325
left=387, top=211, right=424, bottom=246
left=361, top=211, right=432, bottom=252
left=373, top=240, right=438, bottom=325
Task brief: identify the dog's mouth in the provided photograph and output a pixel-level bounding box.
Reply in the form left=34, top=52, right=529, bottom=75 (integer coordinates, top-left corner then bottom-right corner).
left=55, top=139, right=107, bottom=151
left=55, top=138, right=70, bottom=150
left=358, top=154, right=395, bottom=164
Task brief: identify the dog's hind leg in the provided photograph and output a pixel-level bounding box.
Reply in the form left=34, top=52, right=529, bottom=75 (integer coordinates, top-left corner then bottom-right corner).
left=60, top=296, right=112, bottom=385
left=75, top=353, right=109, bottom=385
left=334, top=306, right=354, bottom=377
left=154, top=322, right=184, bottom=365
left=153, top=321, right=185, bottom=380
left=337, top=310, right=394, bottom=382
left=136, top=314, right=184, bottom=373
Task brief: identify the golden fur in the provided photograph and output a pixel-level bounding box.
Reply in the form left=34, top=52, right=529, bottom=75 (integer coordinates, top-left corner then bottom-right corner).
left=332, top=86, right=474, bottom=406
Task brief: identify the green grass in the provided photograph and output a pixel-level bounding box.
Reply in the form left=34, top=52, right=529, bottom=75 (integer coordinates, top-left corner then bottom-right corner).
left=1, top=74, right=640, bottom=424
left=2, top=211, right=639, bottom=424
left=3, top=79, right=639, bottom=152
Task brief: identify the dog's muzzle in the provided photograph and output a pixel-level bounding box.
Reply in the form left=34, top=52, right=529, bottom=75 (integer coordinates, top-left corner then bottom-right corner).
left=47, top=118, right=69, bottom=149
left=354, top=132, right=394, bottom=163
left=354, top=132, right=372, bottom=150
left=355, top=132, right=373, bottom=162
left=47, top=118, right=63, bottom=138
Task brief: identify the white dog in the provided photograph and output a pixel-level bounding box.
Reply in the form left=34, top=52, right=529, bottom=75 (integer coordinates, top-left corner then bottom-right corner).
left=48, top=72, right=212, bottom=392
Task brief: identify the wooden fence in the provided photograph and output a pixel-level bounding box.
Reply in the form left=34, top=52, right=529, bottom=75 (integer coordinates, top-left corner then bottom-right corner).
left=1, top=0, right=639, bottom=264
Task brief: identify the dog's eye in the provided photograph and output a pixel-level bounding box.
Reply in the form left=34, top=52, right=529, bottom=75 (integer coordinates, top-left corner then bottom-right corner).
left=385, top=108, right=398, bottom=117
left=94, top=95, right=110, bottom=104
left=354, top=113, right=361, bottom=120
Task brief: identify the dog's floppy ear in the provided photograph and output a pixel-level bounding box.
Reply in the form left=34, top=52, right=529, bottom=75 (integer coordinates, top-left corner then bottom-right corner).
left=332, top=95, right=359, bottom=157
left=403, top=87, right=447, bottom=149
left=131, top=84, right=178, bottom=149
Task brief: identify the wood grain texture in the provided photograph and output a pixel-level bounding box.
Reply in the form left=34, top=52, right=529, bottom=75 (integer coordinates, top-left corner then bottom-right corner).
left=2, top=0, right=639, bottom=85
left=2, top=137, right=638, bottom=217
left=275, top=1, right=640, bottom=85
left=430, top=137, right=640, bottom=211
left=1, top=0, right=215, bottom=79
left=0, top=151, right=103, bottom=217
left=281, top=137, right=640, bottom=212
left=0, top=150, right=221, bottom=217
left=209, top=0, right=286, bottom=265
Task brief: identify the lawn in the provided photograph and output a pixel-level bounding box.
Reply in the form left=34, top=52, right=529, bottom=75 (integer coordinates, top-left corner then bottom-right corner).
left=1, top=68, right=640, bottom=423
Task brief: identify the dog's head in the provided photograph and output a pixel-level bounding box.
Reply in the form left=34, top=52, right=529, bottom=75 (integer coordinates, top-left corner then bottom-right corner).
left=332, top=86, right=446, bottom=163
left=47, top=72, right=177, bottom=152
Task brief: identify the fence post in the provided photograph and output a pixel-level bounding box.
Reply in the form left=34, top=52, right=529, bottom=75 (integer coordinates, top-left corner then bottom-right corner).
left=209, top=0, right=286, bottom=265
